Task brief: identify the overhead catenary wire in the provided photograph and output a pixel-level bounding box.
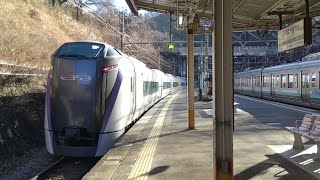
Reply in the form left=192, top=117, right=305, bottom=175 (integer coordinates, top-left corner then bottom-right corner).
left=88, top=9, right=172, bottom=70
left=66, top=0, right=173, bottom=71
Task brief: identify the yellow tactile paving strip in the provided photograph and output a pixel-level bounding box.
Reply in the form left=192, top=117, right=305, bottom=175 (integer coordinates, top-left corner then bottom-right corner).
left=127, top=93, right=179, bottom=180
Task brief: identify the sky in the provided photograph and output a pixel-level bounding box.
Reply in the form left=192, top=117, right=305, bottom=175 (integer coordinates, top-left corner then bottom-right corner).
left=114, top=0, right=130, bottom=11
left=113, top=0, right=148, bottom=14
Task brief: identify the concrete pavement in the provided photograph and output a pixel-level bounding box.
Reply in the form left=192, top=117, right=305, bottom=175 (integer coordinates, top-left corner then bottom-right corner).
left=83, top=91, right=320, bottom=180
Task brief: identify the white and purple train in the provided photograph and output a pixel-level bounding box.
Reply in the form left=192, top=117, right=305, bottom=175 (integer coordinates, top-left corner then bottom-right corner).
left=44, top=41, right=186, bottom=157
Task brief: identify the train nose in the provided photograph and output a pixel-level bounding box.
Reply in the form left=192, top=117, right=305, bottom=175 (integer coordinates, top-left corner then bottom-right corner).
left=52, top=58, right=99, bottom=129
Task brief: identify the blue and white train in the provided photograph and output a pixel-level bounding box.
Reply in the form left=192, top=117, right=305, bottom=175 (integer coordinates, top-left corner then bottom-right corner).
left=234, top=58, right=320, bottom=109
left=44, top=41, right=186, bottom=157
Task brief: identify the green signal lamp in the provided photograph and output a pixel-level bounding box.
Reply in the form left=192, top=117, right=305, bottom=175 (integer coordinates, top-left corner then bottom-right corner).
left=168, top=42, right=174, bottom=50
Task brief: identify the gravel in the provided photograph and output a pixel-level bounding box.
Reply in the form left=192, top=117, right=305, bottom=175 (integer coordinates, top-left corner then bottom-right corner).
left=0, top=147, right=59, bottom=180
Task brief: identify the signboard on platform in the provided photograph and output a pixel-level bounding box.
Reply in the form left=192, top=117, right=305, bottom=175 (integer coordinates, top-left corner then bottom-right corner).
left=278, top=18, right=312, bottom=52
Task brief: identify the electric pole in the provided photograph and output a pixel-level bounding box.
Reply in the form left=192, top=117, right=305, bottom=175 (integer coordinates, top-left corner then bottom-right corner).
left=120, top=11, right=125, bottom=51
left=158, top=46, right=161, bottom=70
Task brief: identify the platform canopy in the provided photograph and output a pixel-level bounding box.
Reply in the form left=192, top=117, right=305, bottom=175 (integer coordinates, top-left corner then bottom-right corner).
left=125, top=0, right=320, bottom=30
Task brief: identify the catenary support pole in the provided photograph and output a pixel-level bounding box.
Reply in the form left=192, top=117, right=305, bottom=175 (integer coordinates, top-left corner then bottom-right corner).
left=213, top=0, right=234, bottom=179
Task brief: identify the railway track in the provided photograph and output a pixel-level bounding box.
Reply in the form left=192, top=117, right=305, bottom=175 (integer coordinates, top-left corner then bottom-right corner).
left=31, top=157, right=100, bottom=180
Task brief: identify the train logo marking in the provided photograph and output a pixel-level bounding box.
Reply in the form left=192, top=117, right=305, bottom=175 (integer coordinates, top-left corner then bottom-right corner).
left=60, top=75, right=91, bottom=81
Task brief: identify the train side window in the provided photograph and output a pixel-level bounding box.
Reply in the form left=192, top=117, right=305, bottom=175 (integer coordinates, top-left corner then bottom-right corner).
left=276, top=75, right=280, bottom=87
left=265, top=76, right=268, bottom=87
left=281, top=75, right=286, bottom=88
left=254, top=77, right=257, bottom=87
left=252, top=77, right=254, bottom=87
left=257, top=76, right=260, bottom=87
left=272, top=76, right=276, bottom=87
left=294, top=74, right=298, bottom=88
left=311, top=73, right=316, bottom=88
left=263, top=76, right=266, bottom=87
left=246, top=77, right=249, bottom=86
left=288, top=74, right=294, bottom=88
left=246, top=77, right=248, bottom=86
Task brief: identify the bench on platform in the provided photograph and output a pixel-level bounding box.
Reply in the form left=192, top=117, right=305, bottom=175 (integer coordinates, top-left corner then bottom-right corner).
left=234, top=102, right=239, bottom=114
left=285, top=114, right=320, bottom=160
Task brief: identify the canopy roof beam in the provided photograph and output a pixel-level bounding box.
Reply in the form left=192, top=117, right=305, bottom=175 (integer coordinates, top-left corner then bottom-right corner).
left=124, top=0, right=320, bottom=32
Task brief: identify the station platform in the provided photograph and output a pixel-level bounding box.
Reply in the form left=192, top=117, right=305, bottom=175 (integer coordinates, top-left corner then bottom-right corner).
left=83, top=91, right=320, bottom=180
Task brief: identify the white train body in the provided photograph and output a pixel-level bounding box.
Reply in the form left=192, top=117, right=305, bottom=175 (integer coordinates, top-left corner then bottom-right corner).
left=44, top=41, right=186, bottom=157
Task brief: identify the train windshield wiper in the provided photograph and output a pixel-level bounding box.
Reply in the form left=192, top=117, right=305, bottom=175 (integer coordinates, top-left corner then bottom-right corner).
left=58, top=53, right=90, bottom=59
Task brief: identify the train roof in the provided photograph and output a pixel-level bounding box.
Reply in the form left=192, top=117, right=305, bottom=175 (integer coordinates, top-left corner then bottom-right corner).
left=165, top=73, right=174, bottom=77
left=151, top=69, right=165, bottom=74
left=60, top=41, right=185, bottom=78
left=236, top=67, right=263, bottom=74
left=64, top=40, right=108, bottom=46
left=264, top=59, right=320, bottom=71
left=128, top=56, right=146, bottom=68
left=236, top=59, right=320, bottom=75
left=302, top=52, right=320, bottom=61
left=61, top=41, right=117, bottom=52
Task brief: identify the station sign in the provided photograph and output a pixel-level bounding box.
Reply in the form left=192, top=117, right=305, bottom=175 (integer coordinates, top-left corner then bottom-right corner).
left=278, top=18, right=312, bottom=52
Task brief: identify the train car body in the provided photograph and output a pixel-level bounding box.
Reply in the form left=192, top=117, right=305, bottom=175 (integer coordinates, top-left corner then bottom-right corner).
left=45, top=41, right=186, bottom=157
left=234, top=59, right=320, bottom=110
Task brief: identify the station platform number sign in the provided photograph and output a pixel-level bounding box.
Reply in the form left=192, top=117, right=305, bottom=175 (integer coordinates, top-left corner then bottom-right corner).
left=278, top=18, right=312, bottom=52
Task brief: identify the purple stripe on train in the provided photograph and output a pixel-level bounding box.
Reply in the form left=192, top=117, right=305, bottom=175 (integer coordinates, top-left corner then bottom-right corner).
left=97, top=69, right=123, bottom=147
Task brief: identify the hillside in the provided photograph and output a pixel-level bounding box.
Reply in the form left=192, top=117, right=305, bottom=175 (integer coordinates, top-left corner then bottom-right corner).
left=0, top=0, right=113, bottom=70
left=0, top=0, right=169, bottom=174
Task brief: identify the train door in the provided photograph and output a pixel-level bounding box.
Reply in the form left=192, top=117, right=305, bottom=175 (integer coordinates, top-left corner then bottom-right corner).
left=240, top=77, right=243, bottom=92
left=251, top=75, right=254, bottom=95
left=129, top=71, right=136, bottom=121
left=271, top=74, right=276, bottom=97
left=301, top=70, right=310, bottom=103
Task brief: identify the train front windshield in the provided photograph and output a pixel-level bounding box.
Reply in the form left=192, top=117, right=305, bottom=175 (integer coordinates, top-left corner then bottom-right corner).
left=54, top=42, right=105, bottom=59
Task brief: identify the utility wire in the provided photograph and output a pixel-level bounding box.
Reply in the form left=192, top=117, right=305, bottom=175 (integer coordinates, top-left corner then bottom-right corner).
left=67, top=0, right=172, bottom=70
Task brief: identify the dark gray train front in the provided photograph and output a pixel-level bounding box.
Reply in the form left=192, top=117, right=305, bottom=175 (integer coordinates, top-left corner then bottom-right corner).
left=45, top=42, right=122, bottom=157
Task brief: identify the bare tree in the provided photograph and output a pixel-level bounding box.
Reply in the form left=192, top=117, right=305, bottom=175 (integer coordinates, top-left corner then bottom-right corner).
left=82, top=0, right=114, bottom=12
left=50, top=0, right=68, bottom=6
